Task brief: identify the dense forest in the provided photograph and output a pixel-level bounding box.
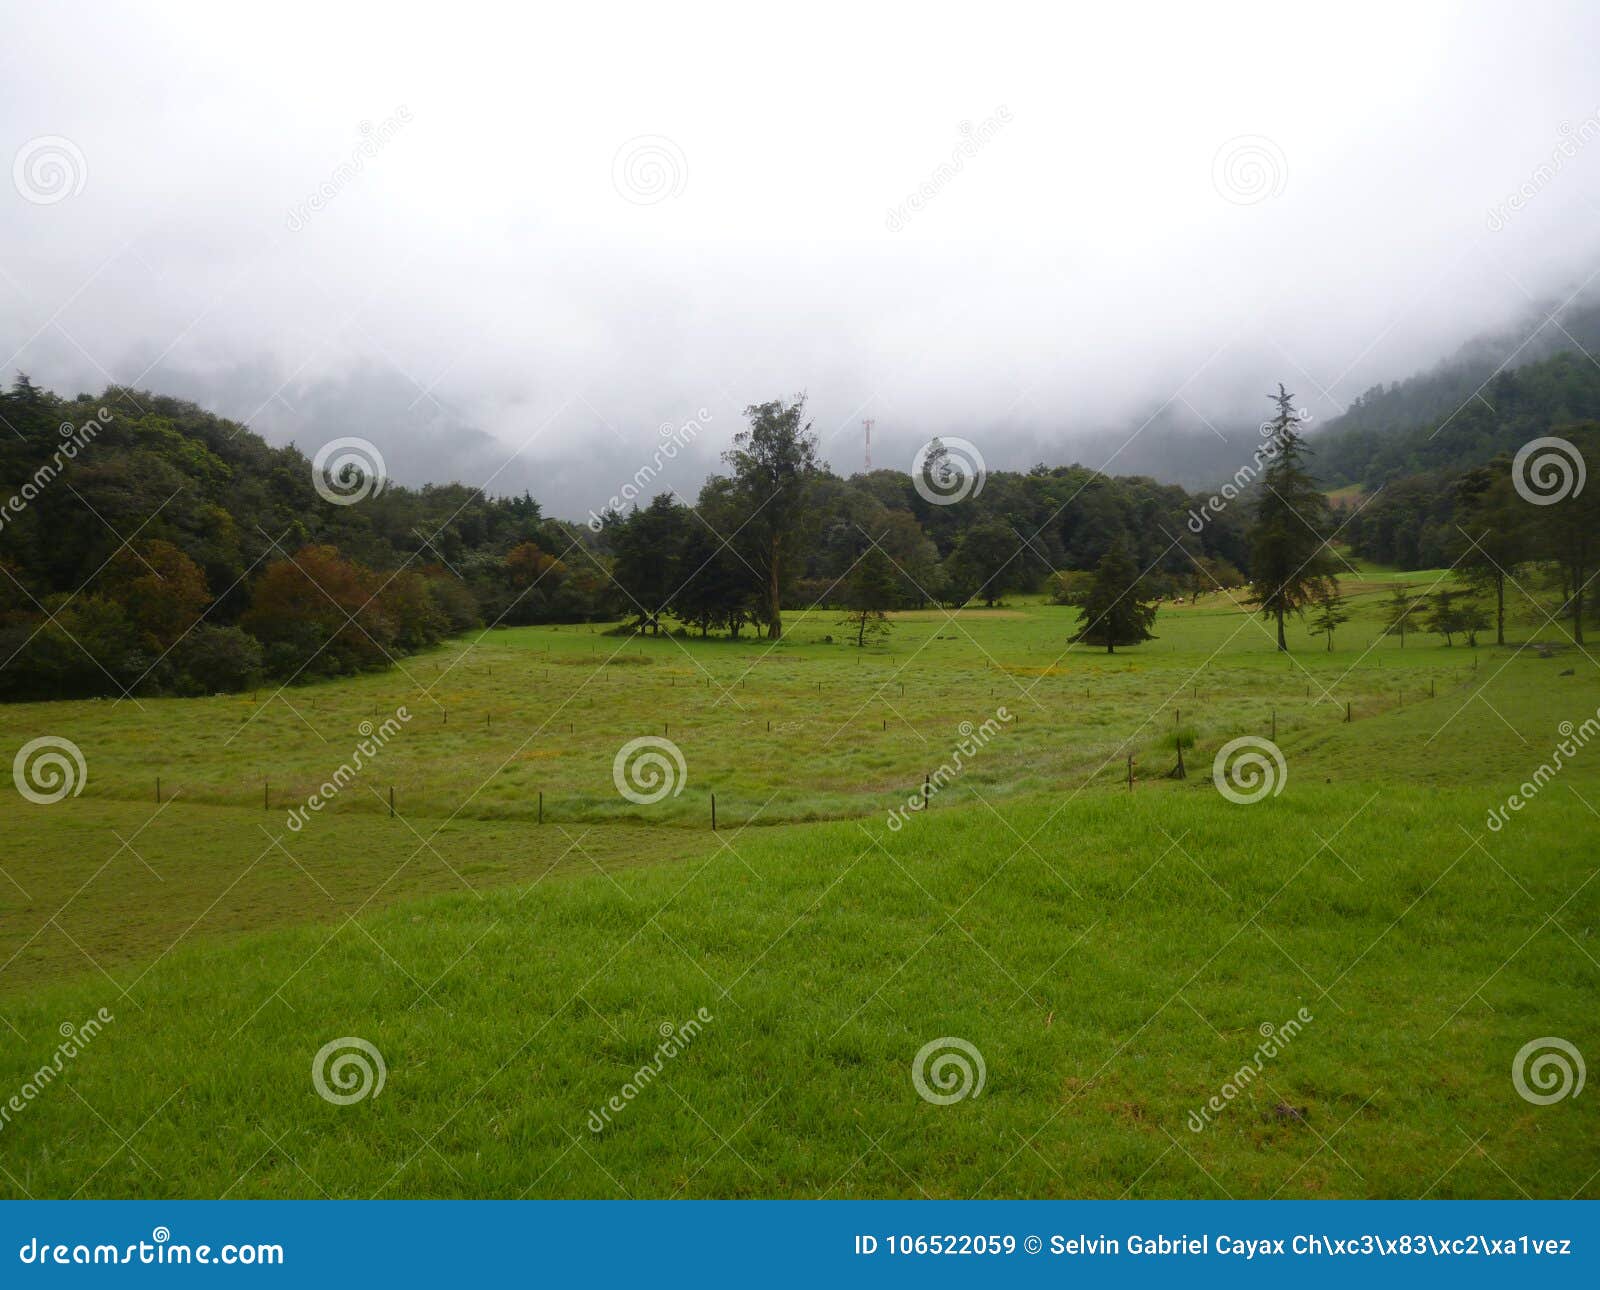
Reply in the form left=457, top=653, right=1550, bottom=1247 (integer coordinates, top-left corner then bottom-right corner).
left=0, top=346, right=1593, bottom=701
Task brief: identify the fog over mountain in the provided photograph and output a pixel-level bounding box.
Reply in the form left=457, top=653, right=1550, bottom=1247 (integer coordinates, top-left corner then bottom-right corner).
left=4, top=1, right=1600, bottom=513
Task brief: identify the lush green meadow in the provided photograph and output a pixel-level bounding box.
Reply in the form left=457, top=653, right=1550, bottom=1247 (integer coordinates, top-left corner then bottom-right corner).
left=0, top=567, right=1543, bottom=837
left=0, top=568, right=1595, bottom=1198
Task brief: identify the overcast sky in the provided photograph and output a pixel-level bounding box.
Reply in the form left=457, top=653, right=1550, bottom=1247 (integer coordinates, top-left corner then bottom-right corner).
left=3, top=0, right=1600, bottom=513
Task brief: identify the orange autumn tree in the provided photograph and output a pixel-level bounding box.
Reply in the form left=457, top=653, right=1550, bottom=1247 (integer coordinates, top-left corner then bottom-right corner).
left=103, top=539, right=211, bottom=650
left=505, top=541, right=567, bottom=589
left=498, top=541, right=570, bottom=625
left=241, top=544, right=392, bottom=676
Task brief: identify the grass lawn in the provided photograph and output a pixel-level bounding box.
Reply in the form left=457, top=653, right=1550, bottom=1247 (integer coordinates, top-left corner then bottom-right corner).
left=0, top=573, right=1595, bottom=1198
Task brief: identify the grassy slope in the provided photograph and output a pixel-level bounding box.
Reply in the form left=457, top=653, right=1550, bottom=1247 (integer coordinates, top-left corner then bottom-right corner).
left=0, top=575, right=1595, bottom=1199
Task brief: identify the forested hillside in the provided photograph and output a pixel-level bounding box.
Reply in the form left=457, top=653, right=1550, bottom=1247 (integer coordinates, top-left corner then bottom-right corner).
left=0, top=380, right=578, bottom=699
left=1313, top=298, right=1600, bottom=488
left=1297, top=300, right=1600, bottom=574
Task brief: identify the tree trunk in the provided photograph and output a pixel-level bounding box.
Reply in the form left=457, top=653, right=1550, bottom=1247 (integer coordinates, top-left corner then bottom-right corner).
left=1576, top=560, right=1586, bottom=646
left=1275, top=607, right=1287, bottom=652
left=1495, top=570, right=1505, bottom=646
left=857, top=613, right=866, bottom=648
left=1325, top=632, right=1332, bottom=652
left=767, top=537, right=782, bottom=639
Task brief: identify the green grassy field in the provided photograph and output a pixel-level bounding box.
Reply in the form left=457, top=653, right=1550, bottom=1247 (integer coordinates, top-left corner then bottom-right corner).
left=0, top=568, right=1595, bottom=1199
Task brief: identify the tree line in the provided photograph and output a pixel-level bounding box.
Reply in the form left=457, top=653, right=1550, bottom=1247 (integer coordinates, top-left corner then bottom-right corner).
left=0, top=374, right=1590, bottom=700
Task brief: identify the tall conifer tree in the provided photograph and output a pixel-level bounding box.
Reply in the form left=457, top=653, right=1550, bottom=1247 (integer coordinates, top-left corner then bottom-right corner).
left=1248, top=384, right=1337, bottom=651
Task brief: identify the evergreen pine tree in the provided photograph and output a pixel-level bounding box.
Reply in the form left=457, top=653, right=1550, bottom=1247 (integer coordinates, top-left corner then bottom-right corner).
left=1071, top=540, right=1157, bottom=653
left=1453, top=457, right=1528, bottom=646
left=1381, top=583, right=1422, bottom=646
left=1247, top=384, right=1338, bottom=651
left=1308, top=584, right=1350, bottom=651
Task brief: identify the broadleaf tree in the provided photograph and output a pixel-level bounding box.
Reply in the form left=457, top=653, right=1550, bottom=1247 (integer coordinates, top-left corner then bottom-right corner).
left=722, top=399, right=825, bottom=640
left=839, top=545, right=897, bottom=647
